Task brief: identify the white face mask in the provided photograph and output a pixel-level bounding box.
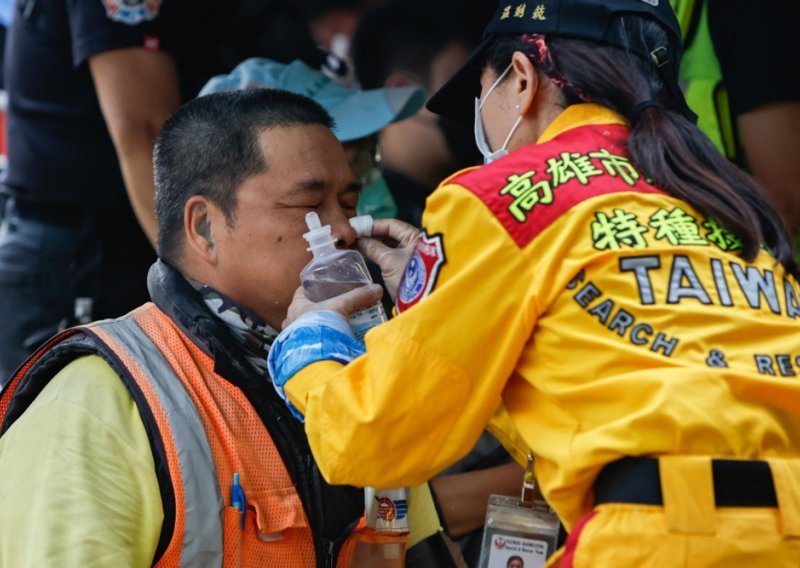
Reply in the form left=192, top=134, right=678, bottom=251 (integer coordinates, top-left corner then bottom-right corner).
left=474, top=64, right=523, bottom=164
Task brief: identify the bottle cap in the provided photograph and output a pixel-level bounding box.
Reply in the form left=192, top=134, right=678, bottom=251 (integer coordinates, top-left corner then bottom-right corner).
left=303, top=211, right=336, bottom=254
left=348, top=215, right=373, bottom=238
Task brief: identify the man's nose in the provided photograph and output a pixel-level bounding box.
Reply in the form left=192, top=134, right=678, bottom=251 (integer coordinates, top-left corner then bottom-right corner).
left=327, top=211, right=358, bottom=249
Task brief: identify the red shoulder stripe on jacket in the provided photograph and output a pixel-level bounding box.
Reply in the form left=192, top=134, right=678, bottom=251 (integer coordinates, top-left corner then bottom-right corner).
left=451, top=124, right=663, bottom=248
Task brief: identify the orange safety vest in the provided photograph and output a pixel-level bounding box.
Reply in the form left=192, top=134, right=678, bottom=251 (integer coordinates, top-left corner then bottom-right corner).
left=0, top=303, right=404, bottom=567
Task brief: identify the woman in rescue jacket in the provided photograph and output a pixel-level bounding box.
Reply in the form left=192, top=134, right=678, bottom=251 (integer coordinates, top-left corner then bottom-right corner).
left=268, top=1, right=800, bottom=565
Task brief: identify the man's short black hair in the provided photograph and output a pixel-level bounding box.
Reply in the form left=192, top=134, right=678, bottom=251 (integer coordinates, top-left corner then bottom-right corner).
left=352, top=0, right=491, bottom=89
left=153, top=88, right=334, bottom=266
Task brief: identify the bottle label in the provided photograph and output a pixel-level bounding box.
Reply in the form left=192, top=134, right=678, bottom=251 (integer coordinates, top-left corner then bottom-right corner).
left=349, top=303, right=387, bottom=342
left=364, top=487, right=409, bottom=533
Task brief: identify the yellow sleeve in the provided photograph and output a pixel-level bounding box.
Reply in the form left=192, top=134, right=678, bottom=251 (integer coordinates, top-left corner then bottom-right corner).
left=406, top=483, right=443, bottom=548
left=0, top=355, right=163, bottom=567
left=289, top=184, right=535, bottom=488
left=289, top=370, right=445, bottom=548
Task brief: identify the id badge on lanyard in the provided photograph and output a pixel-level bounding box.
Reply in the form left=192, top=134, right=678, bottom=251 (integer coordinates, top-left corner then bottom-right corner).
left=477, top=456, right=560, bottom=568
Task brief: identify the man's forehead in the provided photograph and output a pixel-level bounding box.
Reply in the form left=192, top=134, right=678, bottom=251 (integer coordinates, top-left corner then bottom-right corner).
left=246, top=126, right=358, bottom=199
left=256, top=121, right=335, bottom=146
left=259, top=123, right=344, bottom=159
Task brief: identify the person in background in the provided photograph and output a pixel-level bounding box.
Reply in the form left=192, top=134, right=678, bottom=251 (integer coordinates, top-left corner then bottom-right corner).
left=0, top=0, right=221, bottom=385
left=215, top=0, right=330, bottom=74
left=268, top=0, right=800, bottom=565
left=0, top=0, right=334, bottom=387
left=305, top=0, right=378, bottom=64
left=706, top=1, right=800, bottom=238
left=669, top=0, right=800, bottom=239
left=351, top=0, right=489, bottom=226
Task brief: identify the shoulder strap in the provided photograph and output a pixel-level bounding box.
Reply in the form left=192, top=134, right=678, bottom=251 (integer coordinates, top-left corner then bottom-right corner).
left=0, top=312, right=227, bottom=567
left=1, top=330, right=95, bottom=434
left=0, top=325, right=180, bottom=564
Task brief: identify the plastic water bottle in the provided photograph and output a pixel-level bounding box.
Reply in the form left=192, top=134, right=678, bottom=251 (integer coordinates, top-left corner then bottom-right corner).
left=299, top=212, right=409, bottom=565
left=300, top=212, right=387, bottom=341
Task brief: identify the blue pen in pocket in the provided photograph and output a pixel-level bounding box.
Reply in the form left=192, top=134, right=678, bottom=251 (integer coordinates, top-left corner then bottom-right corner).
left=231, top=472, right=247, bottom=530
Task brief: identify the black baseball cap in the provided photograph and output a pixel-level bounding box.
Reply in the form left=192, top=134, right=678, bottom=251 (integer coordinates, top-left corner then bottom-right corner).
left=427, top=0, right=685, bottom=124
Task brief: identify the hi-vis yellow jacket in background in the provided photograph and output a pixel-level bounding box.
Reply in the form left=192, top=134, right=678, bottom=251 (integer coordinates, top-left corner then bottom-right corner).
left=286, top=104, right=800, bottom=532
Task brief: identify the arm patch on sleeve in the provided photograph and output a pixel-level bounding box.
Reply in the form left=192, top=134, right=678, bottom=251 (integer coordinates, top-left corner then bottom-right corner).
left=396, top=232, right=446, bottom=314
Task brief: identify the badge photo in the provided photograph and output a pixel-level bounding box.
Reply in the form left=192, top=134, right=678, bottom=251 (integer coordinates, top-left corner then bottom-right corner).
left=396, top=232, right=446, bottom=313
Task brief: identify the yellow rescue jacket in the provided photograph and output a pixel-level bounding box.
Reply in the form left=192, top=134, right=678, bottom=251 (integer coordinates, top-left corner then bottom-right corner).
left=286, top=104, right=800, bottom=532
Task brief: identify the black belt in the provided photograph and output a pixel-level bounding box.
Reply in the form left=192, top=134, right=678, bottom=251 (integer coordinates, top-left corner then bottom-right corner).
left=595, top=457, right=778, bottom=508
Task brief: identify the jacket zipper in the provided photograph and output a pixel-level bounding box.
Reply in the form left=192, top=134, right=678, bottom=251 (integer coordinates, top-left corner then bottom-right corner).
left=323, top=539, right=335, bottom=568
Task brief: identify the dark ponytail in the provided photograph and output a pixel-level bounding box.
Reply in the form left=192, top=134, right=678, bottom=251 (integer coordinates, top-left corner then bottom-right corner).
left=486, top=17, right=799, bottom=278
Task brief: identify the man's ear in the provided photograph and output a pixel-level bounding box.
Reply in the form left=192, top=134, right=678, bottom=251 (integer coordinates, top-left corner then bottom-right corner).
left=184, top=196, right=218, bottom=265
left=511, top=51, right=539, bottom=116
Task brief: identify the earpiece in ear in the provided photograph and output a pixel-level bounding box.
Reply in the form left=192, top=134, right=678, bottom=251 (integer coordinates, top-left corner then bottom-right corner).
left=198, top=218, right=214, bottom=247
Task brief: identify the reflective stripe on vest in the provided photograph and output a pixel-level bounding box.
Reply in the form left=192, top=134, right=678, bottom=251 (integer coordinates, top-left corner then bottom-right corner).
left=90, top=313, right=224, bottom=567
